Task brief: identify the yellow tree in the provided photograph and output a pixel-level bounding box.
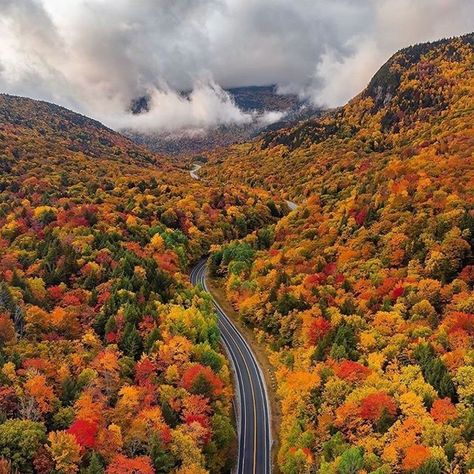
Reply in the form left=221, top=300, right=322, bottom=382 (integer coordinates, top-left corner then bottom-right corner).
left=48, top=431, right=82, bottom=474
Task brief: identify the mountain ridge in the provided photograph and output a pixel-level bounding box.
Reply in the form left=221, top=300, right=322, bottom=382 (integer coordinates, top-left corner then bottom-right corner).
left=200, top=32, right=474, bottom=198
left=0, top=93, right=168, bottom=168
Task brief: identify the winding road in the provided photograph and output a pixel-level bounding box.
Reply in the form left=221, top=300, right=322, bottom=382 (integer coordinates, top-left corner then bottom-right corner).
left=190, top=259, right=272, bottom=474
left=188, top=162, right=299, bottom=472
left=189, top=162, right=298, bottom=212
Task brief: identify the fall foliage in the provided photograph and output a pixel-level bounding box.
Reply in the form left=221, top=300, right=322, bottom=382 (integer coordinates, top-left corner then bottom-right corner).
left=0, top=93, right=286, bottom=472
left=207, top=34, right=474, bottom=473
left=1, top=31, right=474, bottom=473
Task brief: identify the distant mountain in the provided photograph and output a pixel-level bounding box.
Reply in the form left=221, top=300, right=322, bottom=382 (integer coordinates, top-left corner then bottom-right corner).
left=226, top=85, right=302, bottom=112
left=124, top=85, right=320, bottom=157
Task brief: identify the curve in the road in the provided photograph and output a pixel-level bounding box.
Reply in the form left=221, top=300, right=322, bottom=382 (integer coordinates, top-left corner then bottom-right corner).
left=190, top=163, right=202, bottom=180
left=190, top=259, right=272, bottom=474
left=189, top=164, right=299, bottom=213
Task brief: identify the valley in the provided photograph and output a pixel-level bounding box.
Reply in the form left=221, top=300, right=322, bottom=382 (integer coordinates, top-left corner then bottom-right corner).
left=0, top=25, right=473, bottom=474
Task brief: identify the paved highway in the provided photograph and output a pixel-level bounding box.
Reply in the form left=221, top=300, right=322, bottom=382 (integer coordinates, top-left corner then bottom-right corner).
left=190, top=259, right=272, bottom=474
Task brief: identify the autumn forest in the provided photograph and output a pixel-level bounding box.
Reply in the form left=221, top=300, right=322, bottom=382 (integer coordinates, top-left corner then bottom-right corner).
left=0, top=24, right=473, bottom=474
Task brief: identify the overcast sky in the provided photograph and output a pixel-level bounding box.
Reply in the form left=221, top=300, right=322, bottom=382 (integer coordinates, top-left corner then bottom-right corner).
left=0, top=0, right=472, bottom=131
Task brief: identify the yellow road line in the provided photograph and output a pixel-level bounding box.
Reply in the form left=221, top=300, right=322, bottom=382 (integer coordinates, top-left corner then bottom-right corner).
left=200, top=265, right=259, bottom=474
left=222, top=320, right=258, bottom=474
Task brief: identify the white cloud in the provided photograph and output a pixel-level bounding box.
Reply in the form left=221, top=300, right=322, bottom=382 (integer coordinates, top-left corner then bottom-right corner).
left=310, top=38, right=383, bottom=107
left=309, top=0, right=474, bottom=107
left=258, top=110, right=286, bottom=126
left=108, top=80, right=253, bottom=132
left=0, top=0, right=472, bottom=129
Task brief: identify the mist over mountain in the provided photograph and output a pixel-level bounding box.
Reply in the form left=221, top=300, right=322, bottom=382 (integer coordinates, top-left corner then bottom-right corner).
left=0, top=0, right=472, bottom=134
left=124, top=85, right=321, bottom=156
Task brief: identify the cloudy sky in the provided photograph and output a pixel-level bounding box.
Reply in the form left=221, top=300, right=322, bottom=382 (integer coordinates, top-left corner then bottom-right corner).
left=0, top=0, right=472, bottom=131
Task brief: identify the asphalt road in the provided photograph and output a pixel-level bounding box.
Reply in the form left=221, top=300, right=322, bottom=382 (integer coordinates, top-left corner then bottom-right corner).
left=190, top=259, right=272, bottom=474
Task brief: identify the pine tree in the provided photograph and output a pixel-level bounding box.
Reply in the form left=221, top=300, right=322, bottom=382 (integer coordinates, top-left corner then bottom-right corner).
left=83, top=452, right=104, bottom=474
left=104, top=316, right=117, bottom=335
left=414, top=343, right=457, bottom=401
left=161, top=401, right=179, bottom=428
left=150, top=436, right=174, bottom=473
left=120, top=323, right=142, bottom=360
left=145, top=327, right=161, bottom=353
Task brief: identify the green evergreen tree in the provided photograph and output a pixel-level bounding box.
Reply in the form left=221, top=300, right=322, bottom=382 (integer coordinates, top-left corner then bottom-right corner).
left=414, top=343, right=457, bottom=400
left=120, top=323, right=143, bottom=360
left=83, top=452, right=105, bottom=474
left=161, top=401, right=179, bottom=428
left=150, top=435, right=174, bottom=473
left=145, top=327, right=161, bottom=353
left=104, top=316, right=117, bottom=335
left=338, top=447, right=365, bottom=474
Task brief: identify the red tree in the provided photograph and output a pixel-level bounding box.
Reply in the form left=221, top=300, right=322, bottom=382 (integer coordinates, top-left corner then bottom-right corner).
left=307, top=317, right=331, bottom=345
left=67, top=419, right=98, bottom=449
left=334, top=360, right=371, bottom=382
left=391, top=285, right=405, bottom=301
left=135, top=357, right=157, bottom=386
left=359, top=392, right=397, bottom=421
left=182, top=364, right=224, bottom=397
left=106, top=455, right=154, bottom=474
left=0, top=386, right=19, bottom=417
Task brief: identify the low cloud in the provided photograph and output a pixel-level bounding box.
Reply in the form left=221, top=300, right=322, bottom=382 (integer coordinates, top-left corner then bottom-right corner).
left=111, top=80, right=254, bottom=132
left=0, top=0, right=471, bottom=131
left=258, top=111, right=286, bottom=127
left=308, top=0, right=474, bottom=107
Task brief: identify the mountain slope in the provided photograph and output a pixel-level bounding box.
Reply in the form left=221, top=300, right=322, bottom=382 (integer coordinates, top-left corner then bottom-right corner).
left=204, top=33, right=474, bottom=473
left=201, top=33, right=474, bottom=200
left=0, top=94, right=167, bottom=168
left=0, top=95, right=287, bottom=472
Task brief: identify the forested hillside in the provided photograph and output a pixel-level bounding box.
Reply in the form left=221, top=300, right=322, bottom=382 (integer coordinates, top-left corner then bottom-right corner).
left=205, top=34, right=474, bottom=472
left=202, top=34, right=474, bottom=199
left=0, top=94, right=286, bottom=473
